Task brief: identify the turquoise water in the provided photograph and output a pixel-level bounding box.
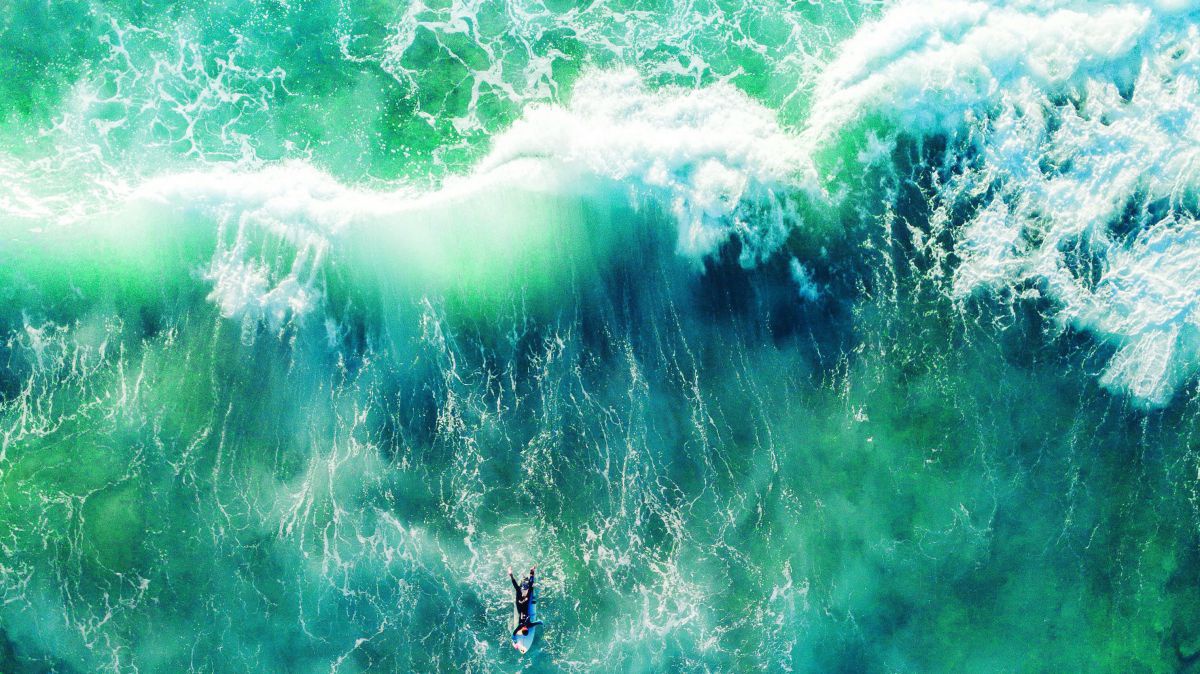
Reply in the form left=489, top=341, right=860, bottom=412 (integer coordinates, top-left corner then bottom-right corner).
left=4, top=0, right=1200, bottom=671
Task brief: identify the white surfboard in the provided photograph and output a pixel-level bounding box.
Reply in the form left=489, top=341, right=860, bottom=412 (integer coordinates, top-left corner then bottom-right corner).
left=511, top=591, right=538, bottom=654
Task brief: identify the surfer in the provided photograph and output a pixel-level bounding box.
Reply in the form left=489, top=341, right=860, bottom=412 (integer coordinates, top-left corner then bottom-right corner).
left=509, top=566, right=542, bottom=637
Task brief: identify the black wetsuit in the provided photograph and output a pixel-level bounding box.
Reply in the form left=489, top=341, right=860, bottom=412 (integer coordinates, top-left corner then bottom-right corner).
left=511, top=572, right=542, bottom=635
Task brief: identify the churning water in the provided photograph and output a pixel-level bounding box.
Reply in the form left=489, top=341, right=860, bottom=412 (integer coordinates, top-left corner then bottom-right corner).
left=3, top=0, right=1200, bottom=671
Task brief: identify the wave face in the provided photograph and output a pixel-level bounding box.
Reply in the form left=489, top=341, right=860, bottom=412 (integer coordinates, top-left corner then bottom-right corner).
left=3, top=1, right=1200, bottom=672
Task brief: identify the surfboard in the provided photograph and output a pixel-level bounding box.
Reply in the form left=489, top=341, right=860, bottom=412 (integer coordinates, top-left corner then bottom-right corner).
left=511, top=590, right=538, bottom=654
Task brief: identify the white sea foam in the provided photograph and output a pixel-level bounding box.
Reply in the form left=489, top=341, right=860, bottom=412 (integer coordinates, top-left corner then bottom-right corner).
left=789, top=258, right=821, bottom=302
left=128, top=70, right=818, bottom=332
left=805, top=0, right=1200, bottom=407
left=480, top=70, right=820, bottom=264
left=20, top=1, right=1199, bottom=410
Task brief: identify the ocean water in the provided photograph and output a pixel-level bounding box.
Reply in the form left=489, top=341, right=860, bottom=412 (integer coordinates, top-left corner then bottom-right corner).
left=3, top=0, right=1200, bottom=671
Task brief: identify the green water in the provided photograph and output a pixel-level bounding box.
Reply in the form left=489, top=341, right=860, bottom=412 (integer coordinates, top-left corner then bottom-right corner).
left=3, top=0, right=1200, bottom=672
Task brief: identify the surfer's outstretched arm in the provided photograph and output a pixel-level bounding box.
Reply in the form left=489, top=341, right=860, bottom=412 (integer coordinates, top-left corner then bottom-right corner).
left=509, top=572, right=520, bottom=592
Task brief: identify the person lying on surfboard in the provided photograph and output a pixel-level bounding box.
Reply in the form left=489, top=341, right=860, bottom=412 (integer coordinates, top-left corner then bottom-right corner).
left=509, top=566, right=542, bottom=637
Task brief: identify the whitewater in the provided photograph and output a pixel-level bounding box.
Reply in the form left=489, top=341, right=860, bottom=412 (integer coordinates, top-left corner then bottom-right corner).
left=3, top=0, right=1200, bottom=671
